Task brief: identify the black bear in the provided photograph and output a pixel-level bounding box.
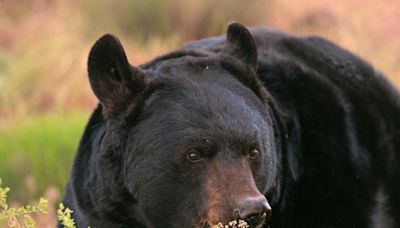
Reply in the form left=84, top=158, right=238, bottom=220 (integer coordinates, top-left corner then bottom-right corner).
left=60, top=22, right=400, bottom=228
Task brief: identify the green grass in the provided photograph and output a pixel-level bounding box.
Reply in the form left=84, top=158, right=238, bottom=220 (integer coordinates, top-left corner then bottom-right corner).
left=0, top=112, right=89, bottom=203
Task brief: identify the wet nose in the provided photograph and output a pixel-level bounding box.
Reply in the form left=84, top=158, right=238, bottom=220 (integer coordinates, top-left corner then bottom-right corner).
left=234, top=196, right=272, bottom=226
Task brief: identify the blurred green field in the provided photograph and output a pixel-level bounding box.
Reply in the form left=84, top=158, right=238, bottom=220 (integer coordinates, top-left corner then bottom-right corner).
left=0, top=112, right=87, bottom=203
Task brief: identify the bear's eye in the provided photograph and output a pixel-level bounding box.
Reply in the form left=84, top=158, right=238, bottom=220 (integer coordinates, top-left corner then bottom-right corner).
left=249, top=147, right=260, bottom=159
left=186, top=150, right=203, bottom=162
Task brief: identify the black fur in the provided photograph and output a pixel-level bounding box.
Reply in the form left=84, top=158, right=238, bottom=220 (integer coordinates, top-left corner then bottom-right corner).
left=61, top=23, right=400, bottom=227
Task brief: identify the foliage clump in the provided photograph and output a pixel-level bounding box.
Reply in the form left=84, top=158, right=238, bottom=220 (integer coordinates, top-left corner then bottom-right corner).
left=57, top=203, right=77, bottom=228
left=0, top=178, right=48, bottom=228
left=214, top=219, right=249, bottom=228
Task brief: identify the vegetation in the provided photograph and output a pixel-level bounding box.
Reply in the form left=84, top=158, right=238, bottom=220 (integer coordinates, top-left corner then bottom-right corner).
left=1, top=178, right=79, bottom=228
left=57, top=204, right=76, bottom=228
left=214, top=220, right=249, bottom=228
left=0, top=178, right=48, bottom=228
left=0, top=113, right=87, bottom=203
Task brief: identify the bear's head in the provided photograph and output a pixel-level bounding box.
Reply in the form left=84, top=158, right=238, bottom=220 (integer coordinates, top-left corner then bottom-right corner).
left=86, top=23, right=280, bottom=227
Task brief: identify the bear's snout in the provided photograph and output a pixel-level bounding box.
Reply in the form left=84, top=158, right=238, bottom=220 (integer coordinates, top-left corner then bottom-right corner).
left=234, top=195, right=271, bottom=226
left=203, top=156, right=270, bottom=227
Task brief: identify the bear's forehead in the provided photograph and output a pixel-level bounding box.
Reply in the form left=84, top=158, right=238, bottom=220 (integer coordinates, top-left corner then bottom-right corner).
left=144, top=57, right=259, bottom=106
left=134, top=54, right=270, bottom=143
left=145, top=74, right=265, bottom=123
left=134, top=78, right=269, bottom=143
left=129, top=101, right=268, bottom=153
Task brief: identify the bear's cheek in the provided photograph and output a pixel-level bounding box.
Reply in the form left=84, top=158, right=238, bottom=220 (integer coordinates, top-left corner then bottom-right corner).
left=132, top=166, right=205, bottom=226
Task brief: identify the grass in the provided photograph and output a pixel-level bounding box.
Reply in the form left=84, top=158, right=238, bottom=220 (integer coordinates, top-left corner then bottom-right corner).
left=0, top=112, right=89, bottom=203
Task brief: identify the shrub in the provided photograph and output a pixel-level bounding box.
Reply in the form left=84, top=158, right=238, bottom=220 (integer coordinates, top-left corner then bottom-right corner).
left=57, top=203, right=77, bottom=228
left=0, top=178, right=48, bottom=228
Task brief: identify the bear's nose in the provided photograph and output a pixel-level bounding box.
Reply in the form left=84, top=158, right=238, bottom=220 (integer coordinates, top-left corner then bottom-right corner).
left=234, top=196, right=271, bottom=226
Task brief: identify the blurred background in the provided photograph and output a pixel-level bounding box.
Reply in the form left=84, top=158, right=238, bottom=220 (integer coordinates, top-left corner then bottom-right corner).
left=0, top=0, right=399, bottom=226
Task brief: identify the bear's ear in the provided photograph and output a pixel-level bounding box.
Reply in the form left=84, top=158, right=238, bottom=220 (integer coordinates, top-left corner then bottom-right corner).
left=88, top=34, right=146, bottom=119
left=225, top=22, right=258, bottom=69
